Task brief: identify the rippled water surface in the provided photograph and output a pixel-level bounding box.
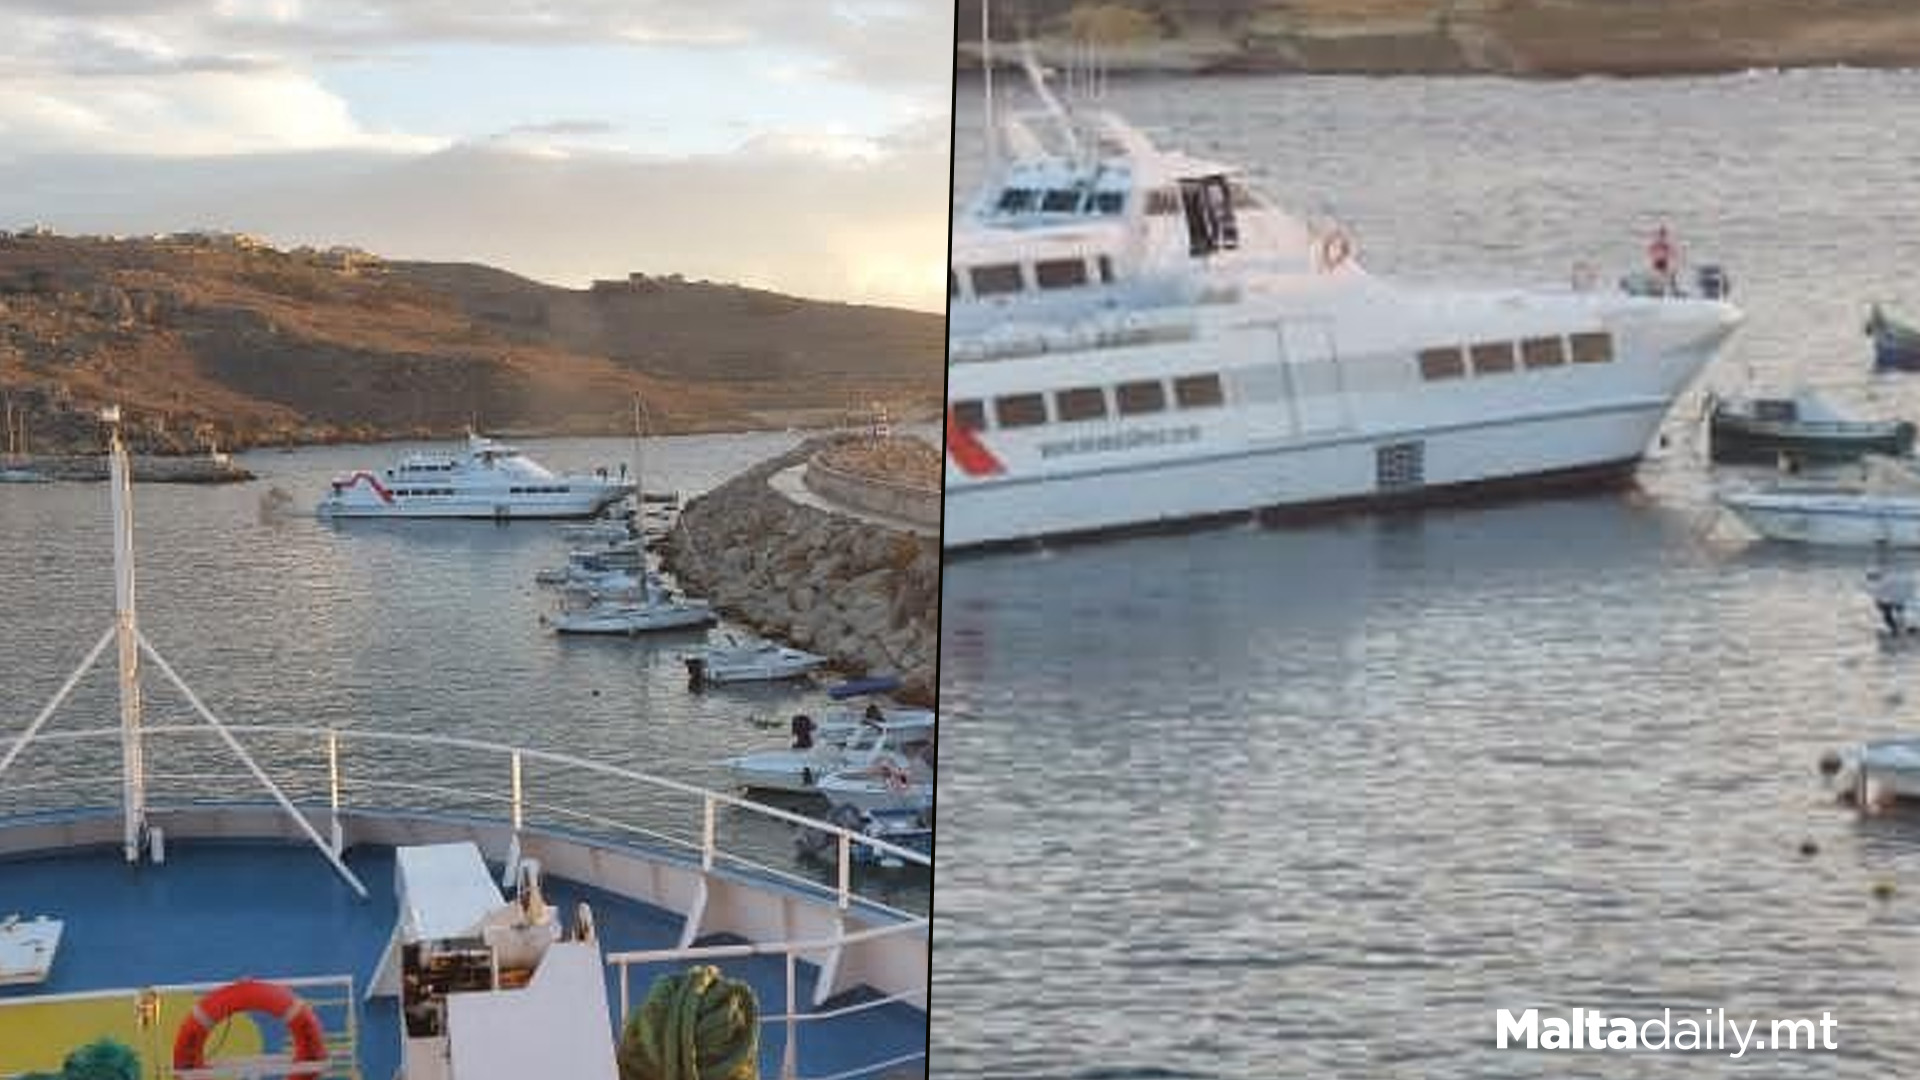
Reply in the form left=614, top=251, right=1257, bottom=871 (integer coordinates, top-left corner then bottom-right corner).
left=936, top=71, right=1920, bottom=1077
left=0, top=433, right=928, bottom=913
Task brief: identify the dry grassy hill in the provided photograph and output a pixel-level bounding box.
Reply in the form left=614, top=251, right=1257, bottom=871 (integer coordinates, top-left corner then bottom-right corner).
left=0, top=233, right=942, bottom=454
left=958, top=0, right=1920, bottom=75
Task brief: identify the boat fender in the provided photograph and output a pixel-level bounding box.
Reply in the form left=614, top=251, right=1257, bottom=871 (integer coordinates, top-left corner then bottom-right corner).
left=174, top=979, right=327, bottom=1080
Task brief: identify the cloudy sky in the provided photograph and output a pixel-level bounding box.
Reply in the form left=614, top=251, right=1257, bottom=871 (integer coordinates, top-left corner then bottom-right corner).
left=0, top=1, right=955, bottom=311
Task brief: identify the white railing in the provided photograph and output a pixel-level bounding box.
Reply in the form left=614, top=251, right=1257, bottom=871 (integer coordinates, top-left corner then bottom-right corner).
left=0, top=974, right=356, bottom=1080
left=606, top=917, right=931, bottom=1080
left=0, top=724, right=932, bottom=921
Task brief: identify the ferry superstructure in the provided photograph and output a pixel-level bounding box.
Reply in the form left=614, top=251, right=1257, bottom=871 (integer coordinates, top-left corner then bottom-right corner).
left=318, top=433, right=633, bottom=519
left=943, top=57, right=1743, bottom=550
left=0, top=414, right=928, bottom=1079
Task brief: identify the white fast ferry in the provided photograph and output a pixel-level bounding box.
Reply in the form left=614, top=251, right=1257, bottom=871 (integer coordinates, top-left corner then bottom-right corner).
left=943, top=56, right=1744, bottom=550
left=318, top=432, right=633, bottom=519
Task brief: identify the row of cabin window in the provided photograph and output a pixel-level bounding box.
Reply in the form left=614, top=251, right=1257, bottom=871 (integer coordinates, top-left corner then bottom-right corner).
left=995, top=187, right=1128, bottom=216
left=953, top=255, right=1117, bottom=299
left=952, top=373, right=1226, bottom=431
left=1417, top=332, right=1615, bottom=382
left=396, top=487, right=452, bottom=497
left=510, top=485, right=572, bottom=495
left=400, top=462, right=455, bottom=472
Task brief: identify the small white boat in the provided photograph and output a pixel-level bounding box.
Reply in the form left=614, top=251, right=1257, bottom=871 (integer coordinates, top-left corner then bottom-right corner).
left=0, top=468, right=50, bottom=484
left=685, top=633, right=828, bottom=687
left=1844, top=735, right=1920, bottom=806
left=547, top=572, right=713, bottom=635
left=725, top=710, right=936, bottom=794
left=558, top=517, right=636, bottom=543
left=815, top=760, right=934, bottom=814
left=1719, top=457, right=1920, bottom=546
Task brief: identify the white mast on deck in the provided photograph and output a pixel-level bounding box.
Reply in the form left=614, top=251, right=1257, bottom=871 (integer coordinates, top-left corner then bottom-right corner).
left=105, top=407, right=148, bottom=863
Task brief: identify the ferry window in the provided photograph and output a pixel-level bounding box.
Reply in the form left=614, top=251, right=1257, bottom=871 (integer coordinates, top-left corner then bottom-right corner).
left=1098, top=256, right=1115, bottom=284
left=1468, top=342, right=1514, bottom=375
left=1055, top=386, right=1108, bottom=422
left=1116, top=380, right=1167, bottom=416
left=1174, top=373, right=1225, bottom=409
left=1419, top=346, right=1468, bottom=381
left=1034, top=259, right=1089, bottom=290
left=1145, top=188, right=1181, bottom=216
left=994, top=393, right=1049, bottom=429
left=952, top=400, right=987, bottom=431
left=970, top=263, right=1024, bottom=297
left=1570, top=332, right=1614, bottom=364
left=1041, top=189, right=1081, bottom=213
left=1092, top=192, right=1125, bottom=215
left=1521, top=336, right=1566, bottom=369
left=996, top=188, right=1036, bottom=213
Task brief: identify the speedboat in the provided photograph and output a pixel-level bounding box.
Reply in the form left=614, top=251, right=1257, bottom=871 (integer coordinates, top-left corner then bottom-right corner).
left=815, top=759, right=934, bottom=815
left=0, top=467, right=50, bottom=484
left=941, top=49, right=1743, bottom=550
left=725, top=710, right=937, bottom=794
left=547, top=573, right=714, bottom=635
left=0, top=412, right=929, bottom=1080
left=317, top=432, right=633, bottom=519
left=685, top=633, right=829, bottom=687
left=1707, top=389, right=1915, bottom=466
left=1719, top=456, right=1920, bottom=546
left=797, top=803, right=932, bottom=869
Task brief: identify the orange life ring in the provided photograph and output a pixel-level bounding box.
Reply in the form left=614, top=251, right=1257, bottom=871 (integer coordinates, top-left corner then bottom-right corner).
left=1317, top=229, right=1353, bottom=272
left=174, top=978, right=327, bottom=1080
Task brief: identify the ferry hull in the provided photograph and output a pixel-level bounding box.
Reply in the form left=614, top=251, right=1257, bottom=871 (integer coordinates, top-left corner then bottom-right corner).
left=944, top=400, right=1674, bottom=549
left=318, top=490, right=629, bottom=520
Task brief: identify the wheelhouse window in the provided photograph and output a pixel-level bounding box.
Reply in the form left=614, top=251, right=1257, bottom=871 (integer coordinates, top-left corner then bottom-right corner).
left=1469, top=342, right=1514, bottom=375
left=969, top=264, right=1024, bottom=297
left=1419, top=346, right=1468, bottom=381
left=1034, top=258, right=1090, bottom=291
left=1092, top=192, right=1125, bottom=215
left=994, top=393, right=1048, bottom=429
left=1521, top=336, right=1566, bottom=369
left=1173, top=373, right=1225, bottom=409
left=1041, top=189, right=1081, bottom=213
left=951, top=400, right=987, bottom=431
left=1055, top=386, right=1108, bottom=422
left=1570, top=332, right=1615, bottom=365
left=1116, top=380, right=1167, bottom=416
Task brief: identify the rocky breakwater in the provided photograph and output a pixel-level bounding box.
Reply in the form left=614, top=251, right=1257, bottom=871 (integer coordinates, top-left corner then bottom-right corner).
left=663, top=437, right=940, bottom=705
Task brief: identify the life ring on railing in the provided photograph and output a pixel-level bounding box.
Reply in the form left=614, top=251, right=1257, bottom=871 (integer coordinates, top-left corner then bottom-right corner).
left=173, top=978, right=327, bottom=1080
left=1316, top=229, right=1354, bottom=273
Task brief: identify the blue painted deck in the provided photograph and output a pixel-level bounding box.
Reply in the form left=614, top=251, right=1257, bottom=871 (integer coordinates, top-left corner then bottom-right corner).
left=0, top=840, right=925, bottom=1079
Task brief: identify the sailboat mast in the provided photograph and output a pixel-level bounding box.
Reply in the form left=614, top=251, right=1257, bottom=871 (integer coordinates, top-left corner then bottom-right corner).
left=105, top=407, right=147, bottom=862
left=631, top=394, right=646, bottom=505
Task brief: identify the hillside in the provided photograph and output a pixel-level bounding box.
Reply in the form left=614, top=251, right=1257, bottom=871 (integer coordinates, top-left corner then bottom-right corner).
left=0, top=233, right=942, bottom=454
left=958, top=0, right=1920, bottom=76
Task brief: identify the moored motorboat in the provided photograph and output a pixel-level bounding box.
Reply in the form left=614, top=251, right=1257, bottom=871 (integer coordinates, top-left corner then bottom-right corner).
left=1718, top=456, right=1920, bottom=546
left=548, top=572, right=714, bottom=635
left=725, top=709, right=937, bottom=795
left=1867, top=304, right=1920, bottom=372
left=0, top=467, right=50, bottom=484
left=1707, top=390, right=1915, bottom=466
left=686, top=633, right=829, bottom=687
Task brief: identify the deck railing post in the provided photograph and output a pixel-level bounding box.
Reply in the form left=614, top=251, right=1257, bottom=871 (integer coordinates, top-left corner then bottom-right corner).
left=836, top=833, right=852, bottom=911
left=327, top=730, right=343, bottom=856
left=782, top=952, right=799, bottom=1080
left=702, top=796, right=717, bottom=871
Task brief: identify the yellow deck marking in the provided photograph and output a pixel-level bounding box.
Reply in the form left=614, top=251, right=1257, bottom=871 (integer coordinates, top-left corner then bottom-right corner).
left=0, top=990, right=264, bottom=1074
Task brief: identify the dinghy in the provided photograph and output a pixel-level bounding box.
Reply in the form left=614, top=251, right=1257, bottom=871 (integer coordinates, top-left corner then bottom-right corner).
left=1708, top=390, right=1915, bottom=466
left=1868, top=305, right=1920, bottom=372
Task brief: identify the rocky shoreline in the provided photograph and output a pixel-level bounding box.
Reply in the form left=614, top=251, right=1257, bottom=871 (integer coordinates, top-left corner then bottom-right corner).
left=6, top=453, right=253, bottom=483
left=662, top=438, right=940, bottom=705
